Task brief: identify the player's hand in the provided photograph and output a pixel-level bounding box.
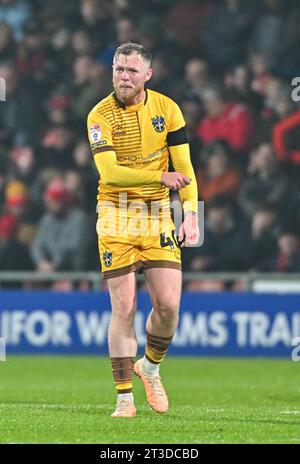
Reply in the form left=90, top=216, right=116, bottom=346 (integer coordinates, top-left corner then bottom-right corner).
left=178, top=212, right=200, bottom=247
left=161, top=172, right=191, bottom=191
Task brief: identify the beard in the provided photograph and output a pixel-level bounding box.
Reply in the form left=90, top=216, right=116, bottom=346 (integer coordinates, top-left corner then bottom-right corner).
left=114, top=81, right=144, bottom=104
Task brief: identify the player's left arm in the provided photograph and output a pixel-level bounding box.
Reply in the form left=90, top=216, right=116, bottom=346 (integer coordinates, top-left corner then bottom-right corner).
left=167, top=100, right=199, bottom=246
left=167, top=108, right=198, bottom=247
left=168, top=136, right=200, bottom=247
left=167, top=99, right=200, bottom=246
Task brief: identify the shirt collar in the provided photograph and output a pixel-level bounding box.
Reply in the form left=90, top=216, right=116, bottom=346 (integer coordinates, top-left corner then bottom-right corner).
left=113, top=89, right=148, bottom=112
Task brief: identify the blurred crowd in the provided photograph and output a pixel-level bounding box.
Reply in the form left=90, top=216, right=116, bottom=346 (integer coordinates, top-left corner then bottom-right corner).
left=1, top=0, right=300, bottom=289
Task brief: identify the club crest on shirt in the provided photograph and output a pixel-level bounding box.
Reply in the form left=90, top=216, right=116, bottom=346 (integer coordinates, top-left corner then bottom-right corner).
left=103, top=250, right=112, bottom=267
left=151, top=115, right=165, bottom=132
left=90, top=124, right=102, bottom=142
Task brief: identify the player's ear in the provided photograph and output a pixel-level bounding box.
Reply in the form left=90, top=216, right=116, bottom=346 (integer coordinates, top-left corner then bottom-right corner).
left=145, top=68, right=153, bottom=82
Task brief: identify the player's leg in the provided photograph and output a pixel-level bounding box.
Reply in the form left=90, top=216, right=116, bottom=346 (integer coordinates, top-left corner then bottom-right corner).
left=97, top=209, right=142, bottom=417
left=144, top=267, right=181, bottom=340
left=107, top=272, right=138, bottom=417
left=134, top=267, right=182, bottom=413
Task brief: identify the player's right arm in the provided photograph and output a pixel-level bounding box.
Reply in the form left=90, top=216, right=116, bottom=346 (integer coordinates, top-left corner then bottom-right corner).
left=87, top=111, right=189, bottom=190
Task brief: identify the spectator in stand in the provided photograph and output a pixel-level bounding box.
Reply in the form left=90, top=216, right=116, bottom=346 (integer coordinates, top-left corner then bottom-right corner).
left=150, top=53, right=177, bottom=99
left=182, top=195, right=251, bottom=272
left=137, top=14, right=185, bottom=73
left=4, top=179, right=38, bottom=245
left=201, top=0, right=257, bottom=73
left=73, top=54, right=93, bottom=89
left=180, top=94, right=203, bottom=171
left=164, top=0, right=211, bottom=56
left=80, top=0, right=114, bottom=55
left=196, top=141, right=242, bottom=201
left=0, top=0, right=30, bottom=42
left=5, top=179, right=28, bottom=209
left=71, top=28, right=93, bottom=57
left=63, top=167, right=99, bottom=272
left=31, top=176, right=88, bottom=272
left=46, top=92, right=71, bottom=126
left=0, top=20, right=15, bottom=61
left=73, top=60, right=111, bottom=120
left=72, top=140, right=98, bottom=212
left=272, top=86, right=300, bottom=167
left=64, top=169, right=85, bottom=209
left=0, top=60, right=40, bottom=145
left=196, top=83, right=255, bottom=156
left=115, top=16, right=137, bottom=45
left=247, top=204, right=280, bottom=270
left=238, top=142, right=292, bottom=218
left=248, top=52, right=271, bottom=96
left=16, top=19, right=45, bottom=85
left=263, top=229, right=300, bottom=272
left=180, top=58, right=211, bottom=100
left=71, top=54, right=108, bottom=120
left=73, top=62, right=112, bottom=118
left=40, top=122, right=77, bottom=171
left=251, top=75, right=282, bottom=145
left=71, top=140, right=99, bottom=271
left=249, top=0, right=300, bottom=71
left=95, top=16, right=138, bottom=66
left=0, top=213, right=34, bottom=273
left=224, top=64, right=262, bottom=114
left=46, top=26, right=73, bottom=87
left=0, top=160, right=7, bottom=208
left=7, top=145, right=41, bottom=212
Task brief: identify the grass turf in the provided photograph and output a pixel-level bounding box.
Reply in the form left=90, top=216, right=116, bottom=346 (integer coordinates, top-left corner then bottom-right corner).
left=0, top=356, right=299, bottom=444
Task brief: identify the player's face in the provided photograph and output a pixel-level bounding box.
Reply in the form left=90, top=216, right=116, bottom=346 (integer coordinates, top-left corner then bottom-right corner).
left=113, top=53, right=152, bottom=105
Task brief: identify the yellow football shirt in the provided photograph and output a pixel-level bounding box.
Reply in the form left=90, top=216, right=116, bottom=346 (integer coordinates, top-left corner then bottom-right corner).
left=87, top=88, right=198, bottom=212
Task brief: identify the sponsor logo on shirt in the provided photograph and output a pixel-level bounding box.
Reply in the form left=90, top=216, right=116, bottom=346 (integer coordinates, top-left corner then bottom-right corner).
left=91, top=140, right=107, bottom=150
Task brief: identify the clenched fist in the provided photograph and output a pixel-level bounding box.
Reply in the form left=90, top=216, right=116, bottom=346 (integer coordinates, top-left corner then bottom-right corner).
left=161, top=172, right=191, bottom=191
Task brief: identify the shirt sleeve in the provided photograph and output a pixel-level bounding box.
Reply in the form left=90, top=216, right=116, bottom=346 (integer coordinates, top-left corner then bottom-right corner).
left=87, top=110, right=114, bottom=156
left=168, top=100, right=186, bottom=133
left=166, top=100, right=198, bottom=213
left=169, top=143, right=199, bottom=213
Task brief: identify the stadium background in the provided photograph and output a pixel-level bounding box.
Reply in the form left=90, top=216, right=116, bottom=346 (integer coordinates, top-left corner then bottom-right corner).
left=0, top=0, right=300, bottom=444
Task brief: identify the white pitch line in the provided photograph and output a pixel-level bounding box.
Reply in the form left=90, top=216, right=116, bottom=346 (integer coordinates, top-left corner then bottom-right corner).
left=0, top=403, right=109, bottom=410
left=204, top=408, right=226, bottom=413
left=281, top=410, right=300, bottom=415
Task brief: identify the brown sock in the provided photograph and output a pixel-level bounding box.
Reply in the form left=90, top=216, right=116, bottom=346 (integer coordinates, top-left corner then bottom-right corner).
left=145, top=331, right=173, bottom=364
left=110, top=357, right=135, bottom=394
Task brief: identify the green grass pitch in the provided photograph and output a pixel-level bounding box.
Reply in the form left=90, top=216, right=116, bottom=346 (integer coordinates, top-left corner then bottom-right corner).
left=0, top=356, right=299, bottom=444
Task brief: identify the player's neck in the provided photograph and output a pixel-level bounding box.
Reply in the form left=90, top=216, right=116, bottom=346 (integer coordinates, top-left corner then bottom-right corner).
left=121, top=89, right=145, bottom=107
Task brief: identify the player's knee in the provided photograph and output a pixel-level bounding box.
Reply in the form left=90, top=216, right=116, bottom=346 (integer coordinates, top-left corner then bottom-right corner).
left=154, top=297, right=179, bottom=319
left=112, top=293, right=136, bottom=322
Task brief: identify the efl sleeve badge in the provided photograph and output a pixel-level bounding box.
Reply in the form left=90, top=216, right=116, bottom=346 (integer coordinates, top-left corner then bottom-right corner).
left=90, top=125, right=102, bottom=142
